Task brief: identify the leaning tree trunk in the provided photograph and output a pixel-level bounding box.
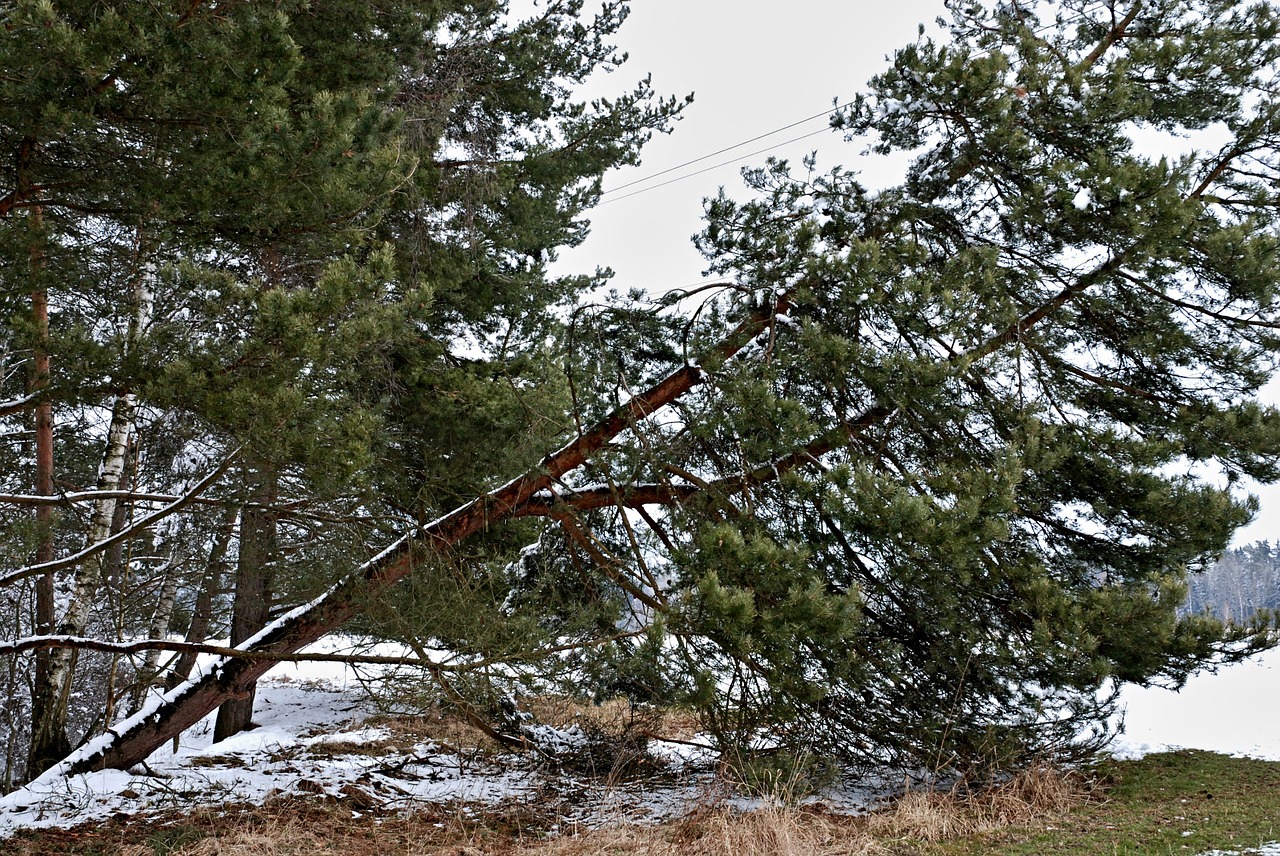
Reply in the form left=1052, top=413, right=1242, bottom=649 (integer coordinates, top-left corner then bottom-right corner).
left=47, top=301, right=784, bottom=776
left=213, top=466, right=277, bottom=742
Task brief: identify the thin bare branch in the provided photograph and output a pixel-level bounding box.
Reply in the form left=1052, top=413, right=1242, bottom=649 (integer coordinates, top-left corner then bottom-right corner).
left=0, top=450, right=241, bottom=588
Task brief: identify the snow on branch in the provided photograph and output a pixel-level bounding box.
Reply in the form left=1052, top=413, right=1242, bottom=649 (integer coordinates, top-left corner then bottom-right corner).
left=0, top=390, right=41, bottom=419
left=53, top=296, right=790, bottom=775
left=0, top=631, right=646, bottom=671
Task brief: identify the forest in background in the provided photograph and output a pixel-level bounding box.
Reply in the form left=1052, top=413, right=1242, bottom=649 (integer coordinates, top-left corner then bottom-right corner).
left=1184, top=541, right=1280, bottom=622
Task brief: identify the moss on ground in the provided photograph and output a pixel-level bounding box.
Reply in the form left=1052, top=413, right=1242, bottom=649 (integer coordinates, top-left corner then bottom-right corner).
left=928, top=751, right=1280, bottom=856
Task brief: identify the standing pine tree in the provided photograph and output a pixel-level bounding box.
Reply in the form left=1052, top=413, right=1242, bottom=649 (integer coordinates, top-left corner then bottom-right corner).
left=664, top=0, right=1280, bottom=769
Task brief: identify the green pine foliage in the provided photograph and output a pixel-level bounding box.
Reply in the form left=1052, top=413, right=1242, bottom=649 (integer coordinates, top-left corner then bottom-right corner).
left=6, top=0, right=1280, bottom=788
left=495, top=0, right=1280, bottom=775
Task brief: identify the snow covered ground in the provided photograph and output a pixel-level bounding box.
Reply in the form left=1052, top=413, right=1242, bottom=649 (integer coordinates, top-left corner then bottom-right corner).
left=1111, top=645, right=1280, bottom=762
left=1, top=639, right=1277, bottom=842
left=0, top=637, right=894, bottom=838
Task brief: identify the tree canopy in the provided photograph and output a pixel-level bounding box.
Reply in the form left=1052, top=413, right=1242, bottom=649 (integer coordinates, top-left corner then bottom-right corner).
left=3, top=0, right=1280, bottom=788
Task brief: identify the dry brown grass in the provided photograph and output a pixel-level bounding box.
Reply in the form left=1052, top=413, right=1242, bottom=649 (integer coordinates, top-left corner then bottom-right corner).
left=518, top=806, right=884, bottom=856
left=330, top=697, right=701, bottom=767
left=520, top=697, right=700, bottom=745
left=6, top=757, right=1089, bottom=856
left=139, top=804, right=882, bottom=856
left=363, top=710, right=506, bottom=756
left=866, top=763, right=1090, bottom=843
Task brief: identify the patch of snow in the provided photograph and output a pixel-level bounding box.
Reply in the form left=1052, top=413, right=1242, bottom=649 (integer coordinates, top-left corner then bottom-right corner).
left=1071, top=187, right=1093, bottom=210
left=1110, top=646, right=1280, bottom=761
left=523, top=723, right=588, bottom=754
left=5, top=638, right=1280, bottom=841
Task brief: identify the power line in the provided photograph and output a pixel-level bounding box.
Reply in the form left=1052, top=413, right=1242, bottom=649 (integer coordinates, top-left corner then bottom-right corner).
left=598, top=1, right=1119, bottom=207
left=600, top=127, right=832, bottom=205
left=601, top=101, right=855, bottom=197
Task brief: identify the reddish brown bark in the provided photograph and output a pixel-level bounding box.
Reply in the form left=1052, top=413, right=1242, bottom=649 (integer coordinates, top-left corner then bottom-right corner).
left=214, top=466, right=277, bottom=742
left=52, top=237, right=1142, bottom=778
left=28, top=216, right=72, bottom=775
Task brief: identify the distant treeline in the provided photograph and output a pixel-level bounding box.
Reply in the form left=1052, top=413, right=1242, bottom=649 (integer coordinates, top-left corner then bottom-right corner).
left=1184, top=542, right=1280, bottom=622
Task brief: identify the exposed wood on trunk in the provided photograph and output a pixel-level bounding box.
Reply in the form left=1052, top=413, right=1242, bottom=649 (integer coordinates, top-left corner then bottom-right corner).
left=47, top=242, right=1151, bottom=778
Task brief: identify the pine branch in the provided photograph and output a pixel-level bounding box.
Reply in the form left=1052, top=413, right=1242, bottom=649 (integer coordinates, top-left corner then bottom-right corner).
left=0, top=630, right=646, bottom=674
left=1074, top=1, right=1146, bottom=75
left=0, top=391, right=41, bottom=418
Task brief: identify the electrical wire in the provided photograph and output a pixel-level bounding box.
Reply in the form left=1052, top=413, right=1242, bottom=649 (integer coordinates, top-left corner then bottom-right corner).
left=601, top=100, right=856, bottom=197
left=595, top=1, right=1117, bottom=207
left=596, top=126, right=829, bottom=204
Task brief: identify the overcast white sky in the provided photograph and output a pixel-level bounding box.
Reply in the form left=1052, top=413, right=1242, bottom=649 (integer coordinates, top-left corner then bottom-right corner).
left=548, top=0, right=1279, bottom=548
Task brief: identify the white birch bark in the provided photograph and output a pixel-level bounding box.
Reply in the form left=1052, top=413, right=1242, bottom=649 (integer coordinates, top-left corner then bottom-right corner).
left=40, top=276, right=151, bottom=728
left=41, top=390, right=139, bottom=708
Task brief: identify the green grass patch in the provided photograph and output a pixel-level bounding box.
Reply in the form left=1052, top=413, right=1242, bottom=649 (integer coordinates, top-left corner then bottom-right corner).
left=931, top=750, right=1280, bottom=855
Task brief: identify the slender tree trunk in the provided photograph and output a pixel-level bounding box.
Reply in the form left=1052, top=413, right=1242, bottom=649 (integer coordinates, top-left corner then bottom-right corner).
left=213, top=467, right=277, bottom=742
left=30, top=392, right=137, bottom=772
left=166, top=507, right=237, bottom=692
left=102, top=436, right=136, bottom=588
left=26, top=207, right=70, bottom=777
left=3, top=590, right=24, bottom=791
left=167, top=509, right=236, bottom=752
left=128, top=563, right=179, bottom=715
left=28, top=244, right=151, bottom=775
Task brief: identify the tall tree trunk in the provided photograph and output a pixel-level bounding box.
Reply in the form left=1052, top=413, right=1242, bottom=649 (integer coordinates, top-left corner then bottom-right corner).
left=30, top=392, right=137, bottom=772
left=26, top=207, right=69, bottom=777
left=28, top=245, right=151, bottom=776
left=213, top=466, right=277, bottom=743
